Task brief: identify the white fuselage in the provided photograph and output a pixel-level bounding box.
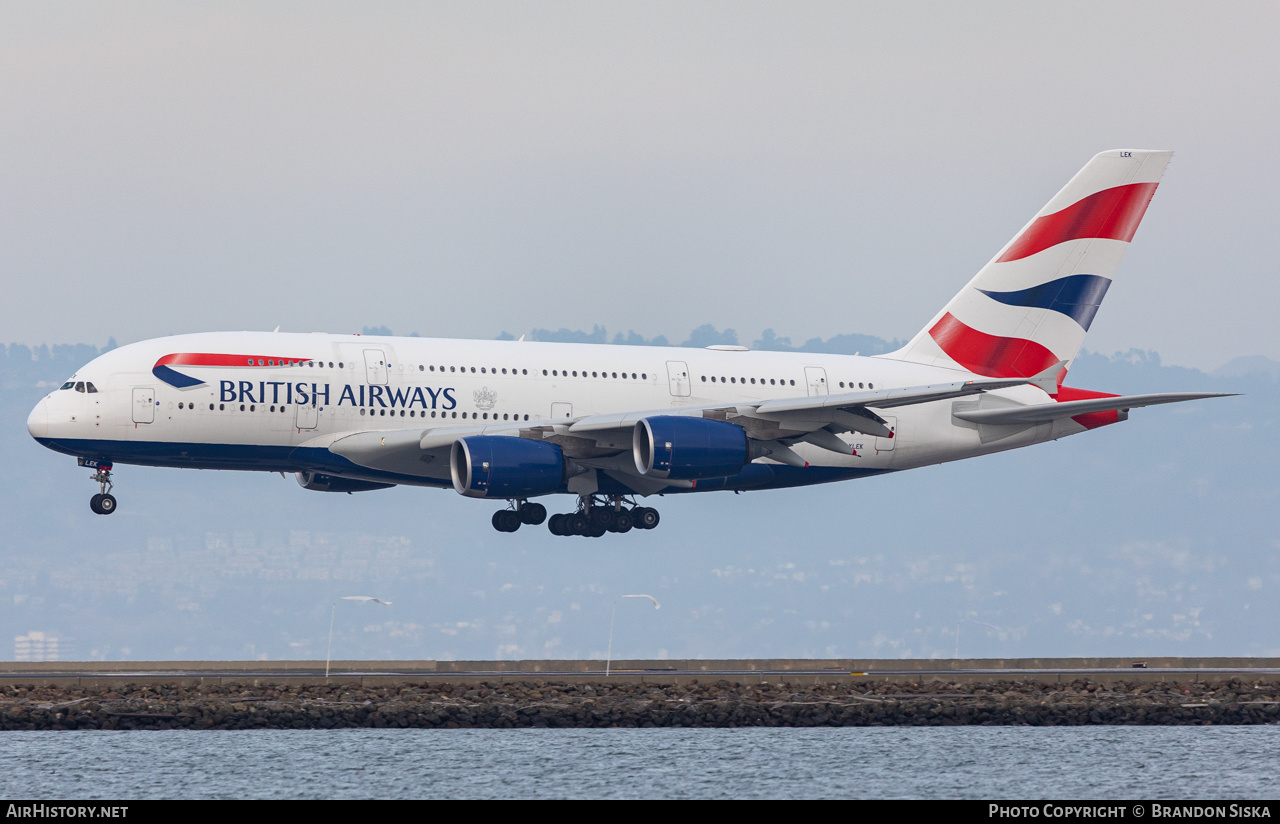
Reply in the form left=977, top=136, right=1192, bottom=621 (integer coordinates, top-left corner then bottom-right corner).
left=27, top=331, right=1084, bottom=497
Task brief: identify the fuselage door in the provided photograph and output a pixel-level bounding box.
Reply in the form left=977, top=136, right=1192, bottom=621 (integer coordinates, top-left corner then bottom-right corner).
left=666, top=361, right=691, bottom=397
left=296, top=403, right=319, bottom=430
left=551, top=402, right=573, bottom=420
left=363, top=349, right=389, bottom=386
left=132, top=387, right=155, bottom=424
left=805, top=367, right=829, bottom=397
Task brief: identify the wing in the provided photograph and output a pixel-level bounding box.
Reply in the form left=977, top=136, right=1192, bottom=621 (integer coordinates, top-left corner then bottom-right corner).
left=317, top=372, right=1049, bottom=487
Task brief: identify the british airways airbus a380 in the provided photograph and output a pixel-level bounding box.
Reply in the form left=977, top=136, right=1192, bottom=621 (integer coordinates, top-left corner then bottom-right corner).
left=27, top=150, right=1229, bottom=536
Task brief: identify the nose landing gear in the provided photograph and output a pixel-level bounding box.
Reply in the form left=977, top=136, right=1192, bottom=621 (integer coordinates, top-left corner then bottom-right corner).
left=87, top=462, right=117, bottom=515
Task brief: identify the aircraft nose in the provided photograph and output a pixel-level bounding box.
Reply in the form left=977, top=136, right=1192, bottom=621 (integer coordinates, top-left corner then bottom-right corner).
left=27, top=398, right=49, bottom=440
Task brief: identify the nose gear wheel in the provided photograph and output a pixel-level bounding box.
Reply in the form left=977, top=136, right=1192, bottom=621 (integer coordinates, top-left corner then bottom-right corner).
left=87, top=463, right=117, bottom=516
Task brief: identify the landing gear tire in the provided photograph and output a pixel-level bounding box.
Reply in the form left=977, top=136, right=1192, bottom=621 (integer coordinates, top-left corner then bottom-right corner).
left=586, top=523, right=608, bottom=538
left=612, top=510, right=634, bottom=533
left=88, top=462, right=117, bottom=515
left=548, top=514, right=566, bottom=535
left=521, top=502, right=547, bottom=525
left=492, top=510, right=521, bottom=532
left=633, top=507, right=659, bottom=530
left=568, top=513, right=589, bottom=536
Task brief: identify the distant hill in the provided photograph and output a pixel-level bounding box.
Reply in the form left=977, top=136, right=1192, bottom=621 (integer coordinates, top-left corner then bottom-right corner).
left=1213, top=355, right=1280, bottom=381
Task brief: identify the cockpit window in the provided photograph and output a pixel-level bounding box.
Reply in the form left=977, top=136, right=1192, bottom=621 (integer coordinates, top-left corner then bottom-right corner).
left=74, top=382, right=86, bottom=393
left=85, top=382, right=98, bottom=393
left=60, top=382, right=75, bottom=390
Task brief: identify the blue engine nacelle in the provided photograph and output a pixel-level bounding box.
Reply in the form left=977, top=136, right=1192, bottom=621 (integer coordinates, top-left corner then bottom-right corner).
left=295, top=471, right=396, bottom=493
left=633, top=416, right=749, bottom=480
left=451, top=436, right=567, bottom=499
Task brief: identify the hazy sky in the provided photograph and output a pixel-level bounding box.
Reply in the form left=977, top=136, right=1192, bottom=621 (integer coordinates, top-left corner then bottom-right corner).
left=3, top=2, right=1277, bottom=370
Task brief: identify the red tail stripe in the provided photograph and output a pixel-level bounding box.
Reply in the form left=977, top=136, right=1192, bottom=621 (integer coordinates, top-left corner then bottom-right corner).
left=1057, top=385, right=1121, bottom=430
left=928, top=313, right=1060, bottom=378
left=997, top=182, right=1158, bottom=262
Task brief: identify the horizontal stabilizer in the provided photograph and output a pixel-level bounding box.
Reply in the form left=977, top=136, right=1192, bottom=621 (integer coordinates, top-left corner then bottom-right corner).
left=952, top=392, right=1234, bottom=425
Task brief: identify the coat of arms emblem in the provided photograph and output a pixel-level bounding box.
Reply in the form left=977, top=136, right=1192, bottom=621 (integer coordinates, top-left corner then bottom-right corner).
left=473, top=386, right=497, bottom=410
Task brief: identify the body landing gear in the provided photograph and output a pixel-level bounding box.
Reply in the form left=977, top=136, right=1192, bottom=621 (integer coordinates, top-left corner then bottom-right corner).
left=547, top=495, right=659, bottom=538
left=87, top=462, right=117, bottom=515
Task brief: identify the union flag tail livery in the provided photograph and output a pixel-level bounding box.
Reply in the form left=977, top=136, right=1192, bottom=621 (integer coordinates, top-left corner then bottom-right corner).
left=27, top=150, right=1231, bottom=535
left=887, top=150, right=1173, bottom=386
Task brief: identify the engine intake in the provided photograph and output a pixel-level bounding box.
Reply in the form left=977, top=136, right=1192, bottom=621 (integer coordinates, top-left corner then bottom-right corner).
left=633, top=416, right=749, bottom=480
left=451, top=436, right=567, bottom=499
left=295, top=472, right=395, bottom=493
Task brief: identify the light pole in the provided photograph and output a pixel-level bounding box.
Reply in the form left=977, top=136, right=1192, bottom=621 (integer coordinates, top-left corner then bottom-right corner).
left=326, top=595, right=392, bottom=678
left=954, top=619, right=1000, bottom=660
left=606, top=594, right=660, bottom=677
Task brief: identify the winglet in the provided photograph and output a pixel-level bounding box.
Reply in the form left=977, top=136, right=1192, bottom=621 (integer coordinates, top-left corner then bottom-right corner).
left=1029, top=360, right=1068, bottom=395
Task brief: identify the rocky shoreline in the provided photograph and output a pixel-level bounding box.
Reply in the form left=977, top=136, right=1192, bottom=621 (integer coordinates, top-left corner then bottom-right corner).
left=4, top=678, right=1279, bottom=730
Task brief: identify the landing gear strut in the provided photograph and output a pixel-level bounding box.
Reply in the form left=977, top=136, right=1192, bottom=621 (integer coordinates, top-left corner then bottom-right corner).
left=491, top=499, right=547, bottom=533
left=87, top=462, right=117, bottom=516
left=546, top=495, right=659, bottom=538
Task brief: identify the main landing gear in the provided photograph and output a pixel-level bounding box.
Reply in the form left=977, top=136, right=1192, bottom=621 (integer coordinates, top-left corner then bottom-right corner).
left=545, top=495, right=660, bottom=538
left=491, top=500, right=548, bottom=533
left=88, top=462, right=117, bottom=516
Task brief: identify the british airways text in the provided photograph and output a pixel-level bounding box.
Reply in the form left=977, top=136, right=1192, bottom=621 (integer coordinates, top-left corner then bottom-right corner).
left=219, top=381, right=458, bottom=409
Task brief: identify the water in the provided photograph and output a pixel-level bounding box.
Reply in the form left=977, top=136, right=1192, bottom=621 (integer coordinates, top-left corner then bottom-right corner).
left=3, top=727, right=1277, bottom=799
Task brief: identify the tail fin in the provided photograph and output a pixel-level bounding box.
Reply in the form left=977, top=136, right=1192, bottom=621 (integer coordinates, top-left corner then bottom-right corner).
left=884, top=149, right=1173, bottom=385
